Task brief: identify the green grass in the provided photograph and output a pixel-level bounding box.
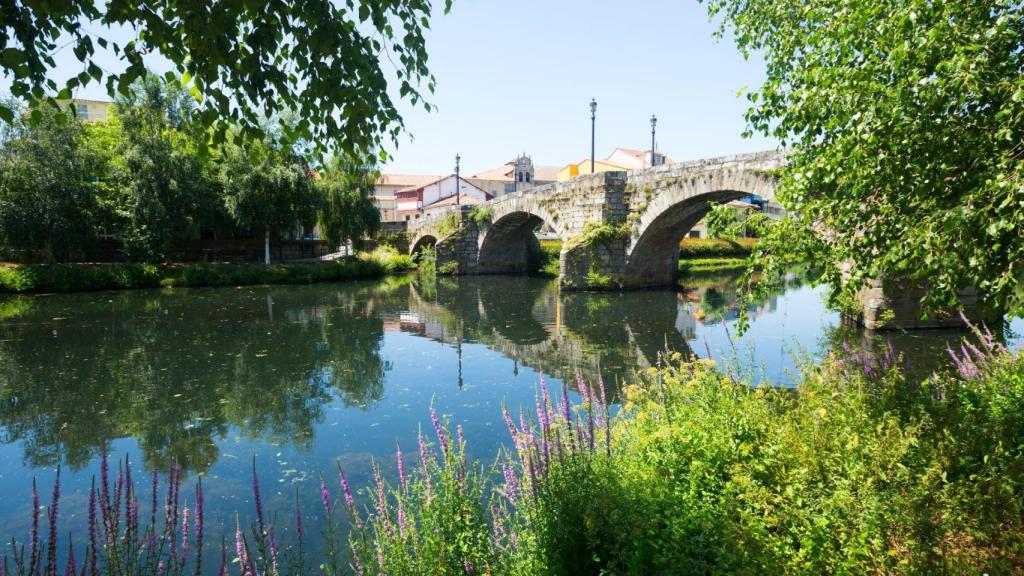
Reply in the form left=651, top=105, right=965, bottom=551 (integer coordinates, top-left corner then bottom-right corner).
left=679, top=237, right=757, bottom=258
left=678, top=256, right=749, bottom=275
left=0, top=248, right=415, bottom=293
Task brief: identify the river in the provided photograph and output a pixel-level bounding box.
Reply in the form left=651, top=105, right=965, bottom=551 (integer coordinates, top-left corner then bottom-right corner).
left=0, top=273, right=1019, bottom=566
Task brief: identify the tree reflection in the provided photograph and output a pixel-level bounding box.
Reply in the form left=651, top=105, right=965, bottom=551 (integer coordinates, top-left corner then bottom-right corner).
left=0, top=284, right=393, bottom=472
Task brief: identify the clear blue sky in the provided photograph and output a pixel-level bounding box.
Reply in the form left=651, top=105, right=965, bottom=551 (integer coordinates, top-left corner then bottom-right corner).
left=2, top=0, right=776, bottom=175
left=386, top=0, right=777, bottom=174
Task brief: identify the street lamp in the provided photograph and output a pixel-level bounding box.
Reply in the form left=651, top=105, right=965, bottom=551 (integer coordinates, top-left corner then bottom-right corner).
left=455, top=153, right=461, bottom=205
left=590, top=98, right=597, bottom=174
left=650, top=114, right=657, bottom=168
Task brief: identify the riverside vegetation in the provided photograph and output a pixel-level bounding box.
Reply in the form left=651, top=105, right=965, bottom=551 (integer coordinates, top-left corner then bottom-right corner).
left=0, top=247, right=414, bottom=293
left=4, top=322, right=1021, bottom=575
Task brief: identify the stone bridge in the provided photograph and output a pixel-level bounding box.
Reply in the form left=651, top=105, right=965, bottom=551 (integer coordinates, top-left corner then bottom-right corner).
left=408, top=150, right=783, bottom=290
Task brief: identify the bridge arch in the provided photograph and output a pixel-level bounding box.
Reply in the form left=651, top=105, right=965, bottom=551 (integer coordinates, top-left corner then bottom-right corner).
left=624, top=168, right=776, bottom=288
left=410, top=234, right=438, bottom=259
left=476, top=195, right=564, bottom=275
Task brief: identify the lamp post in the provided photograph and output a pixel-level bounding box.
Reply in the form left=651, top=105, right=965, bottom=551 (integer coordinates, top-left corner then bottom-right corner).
left=650, top=114, right=657, bottom=168
left=590, top=98, right=597, bottom=174
left=455, top=153, right=461, bottom=205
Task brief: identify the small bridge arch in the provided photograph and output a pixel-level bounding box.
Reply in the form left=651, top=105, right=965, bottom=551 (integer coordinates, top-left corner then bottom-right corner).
left=476, top=190, right=566, bottom=274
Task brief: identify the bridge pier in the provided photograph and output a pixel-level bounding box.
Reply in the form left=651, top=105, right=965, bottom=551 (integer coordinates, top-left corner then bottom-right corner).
left=850, top=277, right=992, bottom=330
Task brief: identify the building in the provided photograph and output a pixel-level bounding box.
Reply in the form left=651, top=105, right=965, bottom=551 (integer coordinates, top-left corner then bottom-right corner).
left=373, top=174, right=440, bottom=222
left=556, top=157, right=630, bottom=181
left=557, top=148, right=674, bottom=181
left=374, top=153, right=557, bottom=221
left=59, top=99, right=112, bottom=122
left=395, top=174, right=492, bottom=221
left=467, top=154, right=559, bottom=197
left=606, top=147, right=673, bottom=169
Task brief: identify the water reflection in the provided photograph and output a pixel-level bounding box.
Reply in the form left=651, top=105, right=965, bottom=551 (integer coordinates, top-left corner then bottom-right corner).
left=3, top=273, right=1020, bottom=476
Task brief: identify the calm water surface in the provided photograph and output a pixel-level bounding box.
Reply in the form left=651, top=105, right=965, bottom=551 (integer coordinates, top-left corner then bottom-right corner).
left=0, top=273, right=1020, bottom=564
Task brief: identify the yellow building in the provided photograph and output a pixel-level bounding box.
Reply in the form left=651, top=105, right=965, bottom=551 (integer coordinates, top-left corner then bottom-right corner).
left=57, top=99, right=113, bottom=122
left=556, top=158, right=630, bottom=182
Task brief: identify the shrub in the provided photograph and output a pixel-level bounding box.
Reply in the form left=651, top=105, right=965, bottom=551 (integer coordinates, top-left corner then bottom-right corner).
left=530, top=240, right=561, bottom=278
left=437, top=261, right=460, bottom=276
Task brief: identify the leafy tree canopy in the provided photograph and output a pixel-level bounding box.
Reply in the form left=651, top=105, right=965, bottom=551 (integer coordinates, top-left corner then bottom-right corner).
left=0, top=0, right=450, bottom=156
left=317, top=156, right=381, bottom=249
left=704, top=0, right=1024, bottom=319
left=0, top=102, right=98, bottom=260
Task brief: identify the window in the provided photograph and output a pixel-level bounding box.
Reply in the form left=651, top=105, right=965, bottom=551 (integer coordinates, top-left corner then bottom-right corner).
left=504, top=183, right=515, bottom=194
left=689, top=230, right=701, bottom=238
left=76, top=104, right=89, bottom=120
left=525, top=173, right=531, bottom=183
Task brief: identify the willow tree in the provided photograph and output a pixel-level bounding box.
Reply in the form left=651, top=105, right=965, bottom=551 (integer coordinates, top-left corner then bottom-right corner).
left=219, top=141, right=320, bottom=264
left=704, top=0, right=1024, bottom=318
left=0, top=0, right=448, bottom=156
left=317, top=158, right=381, bottom=251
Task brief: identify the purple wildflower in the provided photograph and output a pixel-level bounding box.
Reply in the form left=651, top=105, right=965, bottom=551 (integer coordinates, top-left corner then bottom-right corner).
left=430, top=405, right=449, bottom=454
left=464, top=560, right=474, bottom=574
left=181, top=502, right=190, bottom=561
left=535, top=394, right=549, bottom=438
left=337, top=463, right=355, bottom=507
left=576, top=370, right=591, bottom=407
left=561, top=384, right=572, bottom=424
left=320, top=477, right=332, bottom=515
left=352, top=549, right=365, bottom=576
left=418, top=431, right=434, bottom=502
left=397, top=502, right=407, bottom=539
left=87, top=484, right=98, bottom=576
left=502, top=407, right=519, bottom=443
left=374, top=466, right=388, bottom=522
left=156, top=560, right=165, bottom=576
left=194, top=481, right=204, bottom=576
left=457, top=424, right=465, bottom=450
left=396, top=446, right=407, bottom=492
left=267, top=524, right=279, bottom=574
left=218, top=540, right=228, bottom=576
left=540, top=373, right=552, bottom=416
left=62, top=542, right=75, bottom=576
left=234, top=518, right=253, bottom=576
left=502, top=463, right=518, bottom=501
left=46, top=466, right=60, bottom=576
left=99, top=450, right=110, bottom=523
left=251, top=457, right=265, bottom=534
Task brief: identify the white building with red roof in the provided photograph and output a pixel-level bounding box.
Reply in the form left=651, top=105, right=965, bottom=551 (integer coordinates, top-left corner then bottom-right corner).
left=395, top=175, right=492, bottom=221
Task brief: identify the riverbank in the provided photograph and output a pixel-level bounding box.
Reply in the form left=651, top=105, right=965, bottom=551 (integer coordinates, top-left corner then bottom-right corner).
left=0, top=248, right=415, bottom=293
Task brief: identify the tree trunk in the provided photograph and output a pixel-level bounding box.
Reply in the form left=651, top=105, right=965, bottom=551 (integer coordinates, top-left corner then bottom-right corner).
left=264, top=229, right=271, bottom=265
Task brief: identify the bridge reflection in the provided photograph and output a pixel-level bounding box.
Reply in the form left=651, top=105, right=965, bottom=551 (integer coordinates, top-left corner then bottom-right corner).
left=392, top=276, right=695, bottom=394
